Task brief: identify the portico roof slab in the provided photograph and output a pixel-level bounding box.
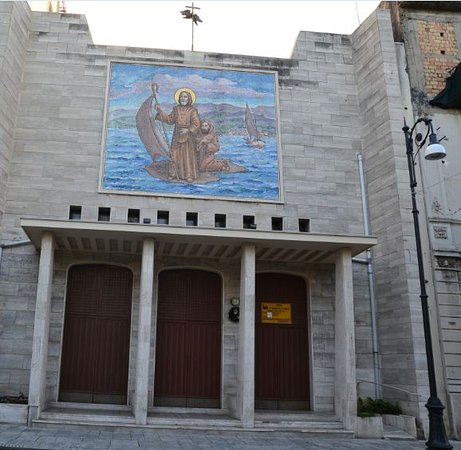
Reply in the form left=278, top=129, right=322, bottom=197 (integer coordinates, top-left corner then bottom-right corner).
left=21, top=218, right=377, bottom=264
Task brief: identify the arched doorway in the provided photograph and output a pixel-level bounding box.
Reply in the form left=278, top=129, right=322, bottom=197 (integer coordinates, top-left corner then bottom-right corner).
left=59, top=264, right=133, bottom=404
left=255, top=272, right=310, bottom=410
left=154, top=269, right=222, bottom=408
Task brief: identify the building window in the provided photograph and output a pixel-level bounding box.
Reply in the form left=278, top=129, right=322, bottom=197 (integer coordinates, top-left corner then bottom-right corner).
left=186, top=212, right=198, bottom=226
left=98, top=207, right=111, bottom=222
left=127, top=209, right=140, bottom=223
left=69, top=205, right=82, bottom=220
left=157, top=211, right=169, bottom=225
left=215, top=214, right=226, bottom=228
left=243, top=215, right=256, bottom=229
left=271, top=217, right=283, bottom=231
left=298, top=218, right=310, bottom=232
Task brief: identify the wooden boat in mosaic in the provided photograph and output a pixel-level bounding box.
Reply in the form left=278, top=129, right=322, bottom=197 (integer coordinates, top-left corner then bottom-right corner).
left=135, top=93, right=170, bottom=162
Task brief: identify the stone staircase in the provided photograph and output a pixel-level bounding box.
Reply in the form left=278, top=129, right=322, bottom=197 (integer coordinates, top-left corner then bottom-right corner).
left=253, top=411, right=352, bottom=437
left=34, top=403, right=352, bottom=437
left=35, top=403, right=136, bottom=428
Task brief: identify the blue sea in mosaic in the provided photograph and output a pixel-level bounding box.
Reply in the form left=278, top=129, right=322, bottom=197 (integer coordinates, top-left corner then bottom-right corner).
left=102, top=128, right=280, bottom=201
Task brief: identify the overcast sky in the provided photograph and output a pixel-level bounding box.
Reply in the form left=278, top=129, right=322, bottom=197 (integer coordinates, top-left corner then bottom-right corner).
left=27, top=1, right=381, bottom=58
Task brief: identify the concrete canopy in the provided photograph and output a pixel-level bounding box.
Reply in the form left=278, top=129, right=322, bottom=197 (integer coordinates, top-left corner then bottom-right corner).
left=21, top=218, right=377, bottom=264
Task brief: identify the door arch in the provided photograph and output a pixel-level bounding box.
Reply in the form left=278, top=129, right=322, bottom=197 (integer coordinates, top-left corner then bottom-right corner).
left=154, top=269, right=222, bottom=408
left=255, top=272, right=310, bottom=410
left=59, top=264, right=133, bottom=404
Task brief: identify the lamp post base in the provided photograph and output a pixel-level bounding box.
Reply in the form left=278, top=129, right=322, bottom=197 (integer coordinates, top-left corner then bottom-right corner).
left=426, top=396, right=453, bottom=450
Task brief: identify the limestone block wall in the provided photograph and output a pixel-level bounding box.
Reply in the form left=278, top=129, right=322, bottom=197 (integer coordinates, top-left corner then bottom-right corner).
left=0, top=6, right=367, bottom=243
left=352, top=9, right=429, bottom=421
left=289, top=31, right=363, bottom=234
left=353, top=261, right=376, bottom=399
left=0, top=2, right=379, bottom=412
left=0, top=2, right=30, bottom=228
left=0, top=244, right=38, bottom=396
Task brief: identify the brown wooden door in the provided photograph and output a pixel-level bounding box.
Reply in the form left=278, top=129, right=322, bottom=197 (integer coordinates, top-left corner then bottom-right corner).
left=255, top=273, right=310, bottom=410
left=59, top=264, right=133, bottom=405
left=154, top=269, right=222, bottom=408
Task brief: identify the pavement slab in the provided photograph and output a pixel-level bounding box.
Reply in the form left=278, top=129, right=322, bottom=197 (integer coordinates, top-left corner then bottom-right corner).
left=0, top=424, right=460, bottom=449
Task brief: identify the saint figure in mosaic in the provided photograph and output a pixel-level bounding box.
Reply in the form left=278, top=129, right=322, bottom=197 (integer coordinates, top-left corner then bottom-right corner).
left=155, top=88, right=200, bottom=182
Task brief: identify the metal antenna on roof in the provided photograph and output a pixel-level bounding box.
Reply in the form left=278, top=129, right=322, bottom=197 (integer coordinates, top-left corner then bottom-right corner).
left=355, top=1, right=361, bottom=26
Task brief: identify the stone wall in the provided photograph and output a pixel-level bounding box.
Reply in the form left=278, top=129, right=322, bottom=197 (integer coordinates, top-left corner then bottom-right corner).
left=0, top=9, right=366, bottom=242
left=0, top=2, right=30, bottom=228
left=352, top=9, right=429, bottom=421
left=0, top=1, right=381, bottom=415
left=0, top=244, right=38, bottom=396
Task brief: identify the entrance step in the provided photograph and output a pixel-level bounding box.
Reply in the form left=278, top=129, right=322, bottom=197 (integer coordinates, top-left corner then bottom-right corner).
left=383, top=424, right=417, bottom=440
left=37, top=405, right=135, bottom=427
left=255, top=411, right=340, bottom=422
left=254, top=411, right=352, bottom=437
left=34, top=405, right=352, bottom=437
left=147, top=411, right=240, bottom=429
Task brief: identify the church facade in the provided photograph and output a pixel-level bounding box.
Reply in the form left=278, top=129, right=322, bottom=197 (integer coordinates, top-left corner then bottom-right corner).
left=0, top=1, right=459, bottom=439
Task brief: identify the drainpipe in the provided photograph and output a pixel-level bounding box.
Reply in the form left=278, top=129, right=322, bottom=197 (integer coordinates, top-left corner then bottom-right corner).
left=357, top=153, right=382, bottom=398
left=0, top=239, right=32, bottom=271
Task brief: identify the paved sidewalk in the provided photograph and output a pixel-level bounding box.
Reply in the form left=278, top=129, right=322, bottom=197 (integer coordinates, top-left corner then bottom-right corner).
left=0, top=424, right=460, bottom=450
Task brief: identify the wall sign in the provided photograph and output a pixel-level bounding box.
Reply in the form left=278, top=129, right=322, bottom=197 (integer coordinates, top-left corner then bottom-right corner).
left=261, top=302, right=292, bottom=324
left=101, top=61, right=282, bottom=202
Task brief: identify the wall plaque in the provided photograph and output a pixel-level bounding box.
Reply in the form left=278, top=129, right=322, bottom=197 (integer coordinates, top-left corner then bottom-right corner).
left=261, top=302, right=292, bottom=324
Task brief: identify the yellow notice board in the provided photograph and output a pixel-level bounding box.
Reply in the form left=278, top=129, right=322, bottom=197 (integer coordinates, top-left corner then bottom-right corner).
left=261, top=302, right=292, bottom=324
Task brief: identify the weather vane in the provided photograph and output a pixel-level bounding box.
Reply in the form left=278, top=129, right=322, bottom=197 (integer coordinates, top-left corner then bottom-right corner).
left=180, top=3, right=202, bottom=51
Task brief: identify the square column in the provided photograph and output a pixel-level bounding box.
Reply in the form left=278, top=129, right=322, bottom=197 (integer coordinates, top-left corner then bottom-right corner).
left=28, top=231, right=55, bottom=423
left=134, top=238, right=155, bottom=425
left=237, top=243, right=255, bottom=428
left=335, top=248, right=357, bottom=430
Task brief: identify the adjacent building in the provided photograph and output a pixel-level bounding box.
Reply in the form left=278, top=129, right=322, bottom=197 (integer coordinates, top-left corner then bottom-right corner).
left=384, top=0, right=461, bottom=439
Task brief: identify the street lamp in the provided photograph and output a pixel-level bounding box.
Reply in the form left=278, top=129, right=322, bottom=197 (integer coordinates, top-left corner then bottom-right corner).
left=402, top=117, right=452, bottom=450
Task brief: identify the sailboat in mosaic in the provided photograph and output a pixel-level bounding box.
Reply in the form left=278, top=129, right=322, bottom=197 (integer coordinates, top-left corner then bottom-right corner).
left=135, top=92, right=171, bottom=163
left=244, top=103, right=265, bottom=149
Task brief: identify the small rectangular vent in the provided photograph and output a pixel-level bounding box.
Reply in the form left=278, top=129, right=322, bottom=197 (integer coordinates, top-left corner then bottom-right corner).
left=69, top=205, right=82, bottom=220
left=128, top=209, right=140, bottom=223
left=299, top=219, right=310, bottom=232
left=98, top=207, right=110, bottom=222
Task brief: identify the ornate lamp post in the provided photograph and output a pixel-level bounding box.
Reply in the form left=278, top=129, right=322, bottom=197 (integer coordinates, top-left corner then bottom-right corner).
left=402, top=117, right=452, bottom=450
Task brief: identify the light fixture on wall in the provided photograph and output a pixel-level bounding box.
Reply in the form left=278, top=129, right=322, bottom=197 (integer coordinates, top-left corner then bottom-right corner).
left=230, top=297, right=240, bottom=306
left=402, top=117, right=452, bottom=450
left=228, top=298, right=240, bottom=323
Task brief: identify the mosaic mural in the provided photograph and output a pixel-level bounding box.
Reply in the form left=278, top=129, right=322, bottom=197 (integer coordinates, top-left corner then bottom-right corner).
left=101, top=62, right=281, bottom=201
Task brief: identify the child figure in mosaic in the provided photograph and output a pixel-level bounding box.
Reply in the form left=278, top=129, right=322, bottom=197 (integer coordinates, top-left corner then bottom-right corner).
left=195, top=120, right=230, bottom=172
